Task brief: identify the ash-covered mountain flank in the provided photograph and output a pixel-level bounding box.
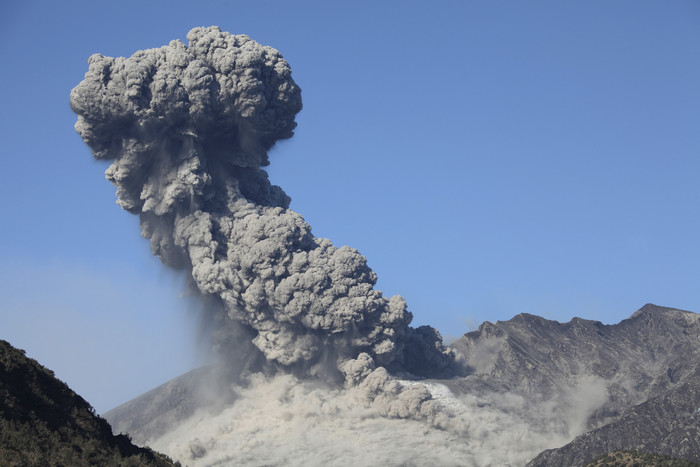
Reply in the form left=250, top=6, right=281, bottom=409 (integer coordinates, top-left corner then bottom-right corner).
left=449, top=303, right=700, bottom=466
left=524, top=304, right=700, bottom=466
left=104, top=365, right=239, bottom=445
left=451, top=304, right=700, bottom=417
left=105, top=304, right=700, bottom=466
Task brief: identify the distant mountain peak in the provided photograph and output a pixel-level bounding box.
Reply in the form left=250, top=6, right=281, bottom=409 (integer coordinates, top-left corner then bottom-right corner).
left=632, top=303, right=689, bottom=317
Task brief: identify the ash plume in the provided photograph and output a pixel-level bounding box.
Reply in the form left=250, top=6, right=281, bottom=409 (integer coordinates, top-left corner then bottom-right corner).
left=70, top=28, right=695, bottom=467
left=70, top=26, right=454, bottom=381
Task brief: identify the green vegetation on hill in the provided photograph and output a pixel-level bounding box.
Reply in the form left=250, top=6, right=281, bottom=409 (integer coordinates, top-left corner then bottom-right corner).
left=585, top=450, right=700, bottom=466
left=0, top=340, right=177, bottom=466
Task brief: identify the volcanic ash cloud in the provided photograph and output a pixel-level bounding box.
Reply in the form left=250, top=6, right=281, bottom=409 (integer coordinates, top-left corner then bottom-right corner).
left=71, top=28, right=619, bottom=466
left=70, top=26, right=454, bottom=382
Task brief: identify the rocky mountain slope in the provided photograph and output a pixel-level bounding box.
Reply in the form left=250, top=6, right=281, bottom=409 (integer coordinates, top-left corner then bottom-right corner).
left=106, top=365, right=239, bottom=444
left=529, top=365, right=700, bottom=466
left=0, top=340, right=176, bottom=466
left=448, top=303, right=700, bottom=465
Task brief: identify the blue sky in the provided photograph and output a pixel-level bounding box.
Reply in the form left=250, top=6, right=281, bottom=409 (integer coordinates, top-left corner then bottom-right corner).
left=1, top=1, right=699, bottom=413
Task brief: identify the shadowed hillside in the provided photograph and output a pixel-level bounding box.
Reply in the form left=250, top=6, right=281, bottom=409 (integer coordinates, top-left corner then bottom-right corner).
left=0, top=340, right=177, bottom=466
left=585, top=450, right=700, bottom=466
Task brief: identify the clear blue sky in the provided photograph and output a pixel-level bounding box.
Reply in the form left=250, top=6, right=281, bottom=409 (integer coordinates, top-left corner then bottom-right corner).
left=1, top=1, right=698, bottom=413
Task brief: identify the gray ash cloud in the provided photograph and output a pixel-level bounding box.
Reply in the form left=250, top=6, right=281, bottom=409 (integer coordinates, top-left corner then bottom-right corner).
left=70, top=26, right=454, bottom=380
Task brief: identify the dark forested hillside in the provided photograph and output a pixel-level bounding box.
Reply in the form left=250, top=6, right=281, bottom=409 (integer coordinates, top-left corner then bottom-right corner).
left=0, top=340, right=176, bottom=466
left=585, top=450, right=700, bottom=466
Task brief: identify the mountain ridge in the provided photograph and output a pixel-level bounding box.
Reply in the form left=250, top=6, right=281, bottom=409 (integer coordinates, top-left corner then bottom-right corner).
left=449, top=303, right=700, bottom=465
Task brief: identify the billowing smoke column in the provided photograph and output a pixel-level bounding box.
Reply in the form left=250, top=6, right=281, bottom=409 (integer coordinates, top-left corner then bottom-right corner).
left=70, top=26, right=452, bottom=380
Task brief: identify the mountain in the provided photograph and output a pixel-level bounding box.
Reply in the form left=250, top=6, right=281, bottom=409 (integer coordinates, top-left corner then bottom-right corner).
left=0, top=340, right=177, bottom=466
left=104, top=304, right=700, bottom=466
left=529, top=365, right=700, bottom=466
left=448, top=303, right=700, bottom=466
left=105, top=364, right=239, bottom=444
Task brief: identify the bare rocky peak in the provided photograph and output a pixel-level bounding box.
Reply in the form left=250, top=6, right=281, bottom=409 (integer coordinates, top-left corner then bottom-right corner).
left=451, top=304, right=698, bottom=397
left=521, top=305, right=700, bottom=466
left=447, top=303, right=700, bottom=466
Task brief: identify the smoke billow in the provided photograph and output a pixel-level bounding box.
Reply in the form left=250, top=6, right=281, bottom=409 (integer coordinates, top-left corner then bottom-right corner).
left=144, top=371, right=607, bottom=466
left=72, top=28, right=625, bottom=466
left=70, top=27, right=453, bottom=382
